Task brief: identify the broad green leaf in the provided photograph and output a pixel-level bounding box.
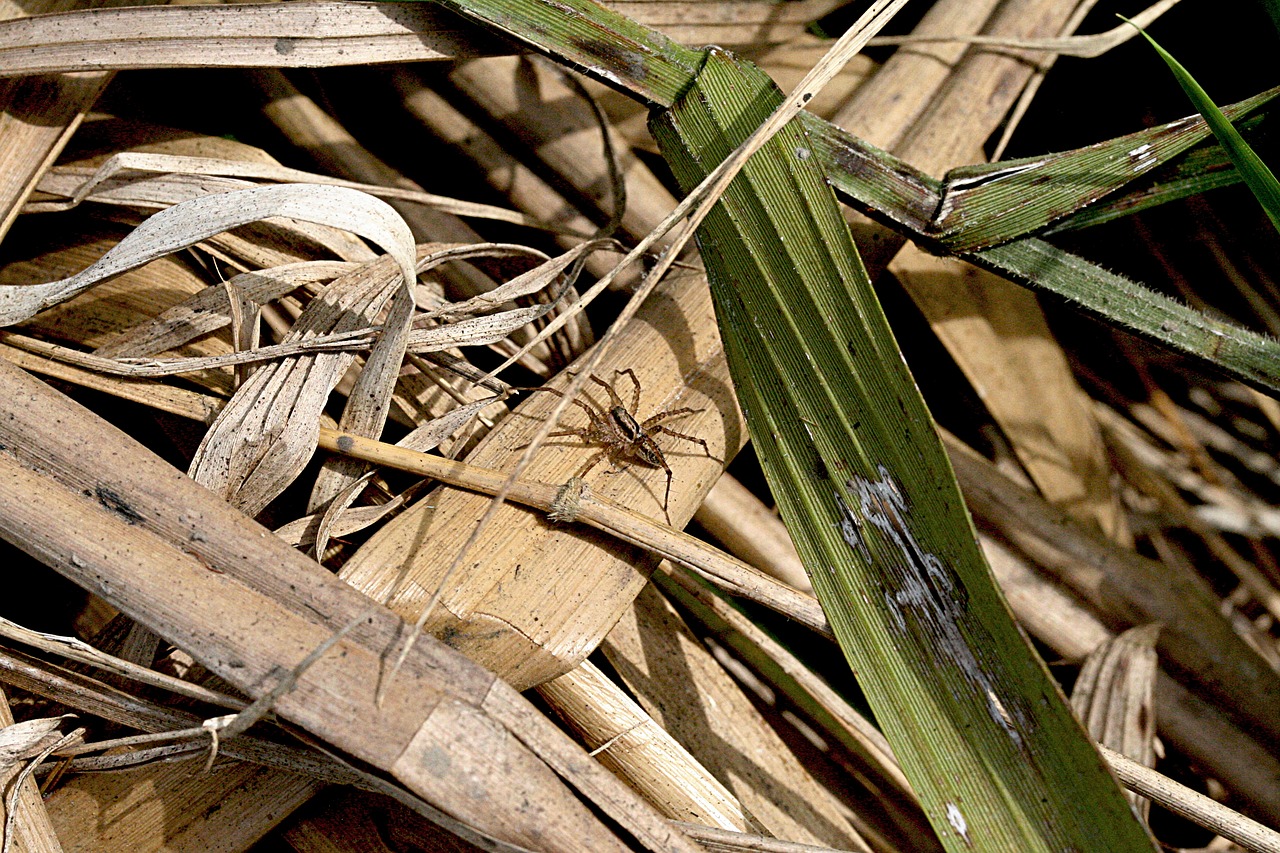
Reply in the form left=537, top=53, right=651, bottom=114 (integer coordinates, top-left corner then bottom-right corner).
left=429, top=0, right=702, bottom=106
left=418, top=0, right=1280, bottom=394
left=650, top=49, right=1155, bottom=853
left=1128, top=19, right=1280, bottom=233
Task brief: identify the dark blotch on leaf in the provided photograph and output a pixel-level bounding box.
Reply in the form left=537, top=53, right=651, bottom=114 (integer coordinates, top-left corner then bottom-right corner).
left=95, top=485, right=144, bottom=525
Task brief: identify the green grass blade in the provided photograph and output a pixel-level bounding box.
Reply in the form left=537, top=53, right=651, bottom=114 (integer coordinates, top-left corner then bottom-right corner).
left=810, top=115, right=1280, bottom=397
left=423, top=0, right=1280, bottom=392
left=650, top=49, right=1156, bottom=853
left=427, top=0, right=702, bottom=105
left=927, top=87, right=1279, bottom=251
left=1127, top=18, right=1280, bottom=233
left=1046, top=108, right=1277, bottom=232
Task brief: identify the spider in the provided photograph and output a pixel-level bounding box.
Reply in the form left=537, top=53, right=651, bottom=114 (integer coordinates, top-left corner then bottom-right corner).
left=528, top=369, right=712, bottom=523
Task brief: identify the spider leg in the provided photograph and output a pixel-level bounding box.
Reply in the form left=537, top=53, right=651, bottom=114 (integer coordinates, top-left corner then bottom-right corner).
left=642, top=406, right=701, bottom=429
left=615, top=368, right=642, bottom=413
left=547, top=429, right=590, bottom=440
left=575, top=450, right=608, bottom=480
left=662, top=465, right=673, bottom=525
left=512, top=429, right=591, bottom=451
left=589, top=373, right=628, bottom=411
left=526, top=386, right=605, bottom=424
left=653, top=424, right=714, bottom=459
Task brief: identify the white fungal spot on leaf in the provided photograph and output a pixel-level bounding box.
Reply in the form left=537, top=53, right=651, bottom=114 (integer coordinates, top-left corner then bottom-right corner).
left=837, top=466, right=1029, bottom=748
left=946, top=802, right=970, bottom=844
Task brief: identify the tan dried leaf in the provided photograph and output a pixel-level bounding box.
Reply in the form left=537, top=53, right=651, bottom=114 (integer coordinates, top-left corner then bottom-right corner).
left=0, top=184, right=414, bottom=327
left=0, top=716, right=74, bottom=774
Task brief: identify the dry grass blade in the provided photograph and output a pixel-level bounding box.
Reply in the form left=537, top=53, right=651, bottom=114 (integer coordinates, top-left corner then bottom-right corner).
left=538, top=661, right=767, bottom=836
left=1100, top=746, right=1280, bottom=853
left=0, top=1, right=843, bottom=78
left=0, top=357, right=702, bottom=853
left=695, top=473, right=812, bottom=592
left=599, top=584, right=875, bottom=849
left=308, top=242, right=562, bottom=512
left=306, top=282, right=414, bottom=512
left=92, top=260, right=356, bottom=359
left=187, top=289, right=386, bottom=512
left=1, top=719, right=80, bottom=853
left=866, top=0, right=1180, bottom=59
left=0, top=692, right=63, bottom=853
left=29, top=152, right=551, bottom=231
left=185, top=202, right=417, bottom=513
left=0, top=617, right=240, bottom=709
left=321, top=426, right=826, bottom=636
left=0, top=183, right=414, bottom=326
left=0, top=2, right=501, bottom=78
left=0, top=0, right=129, bottom=244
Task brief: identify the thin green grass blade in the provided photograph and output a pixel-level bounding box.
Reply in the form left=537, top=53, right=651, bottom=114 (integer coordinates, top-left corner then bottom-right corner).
left=928, top=86, right=1280, bottom=251
left=1127, top=19, right=1280, bottom=233
left=810, top=116, right=1280, bottom=397
left=650, top=49, right=1156, bottom=853
left=1047, top=108, right=1277, bottom=232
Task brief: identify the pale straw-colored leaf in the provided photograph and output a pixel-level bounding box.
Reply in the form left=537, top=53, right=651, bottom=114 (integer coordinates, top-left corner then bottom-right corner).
left=406, top=303, right=558, bottom=353
left=0, top=184, right=414, bottom=327
left=865, top=0, right=1180, bottom=60
left=188, top=258, right=406, bottom=515
left=0, top=1, right=497, bottom=78
left=0, top=717, right=74, bottom=774
left=93, top=260, right=356, bottom=358
left=0, top=1, right=840, bottom=79
left=420, top=240, right=600, bottom=320
left=309, top=284, right=415, bottom=512
left=29, top=152, right=551, bottom=231
left=33, top=167, right=379, bottom=265
left=399, top=394, right=505, bottom=454
left=5, top=328, right=377, bottom=377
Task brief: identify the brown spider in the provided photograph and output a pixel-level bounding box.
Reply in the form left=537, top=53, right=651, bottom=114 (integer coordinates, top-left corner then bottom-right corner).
left=528, top=369, right=712, bottom=523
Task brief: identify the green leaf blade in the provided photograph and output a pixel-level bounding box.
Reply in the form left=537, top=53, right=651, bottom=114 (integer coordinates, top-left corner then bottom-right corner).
left=1130, top=19, right=1280, bottom=232
left=651, top=49, right=1156, bottom=853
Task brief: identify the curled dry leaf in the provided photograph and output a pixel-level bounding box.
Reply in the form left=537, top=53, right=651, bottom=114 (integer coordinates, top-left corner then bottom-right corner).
left=419, top=238, right=604, bottom=320
left=308, top=278, right=416, bottom=512
left=0, top=716, right=75, bottom=774
left=30, top=151, right=550, bottom=230
left=406, top=304, right=560, bottom=351
left=94, top=260, right=358, bottom=358
left=0, top=184, right=415, bottom=327
left=309, top=242, right=567, bottom=511
left=189, top=253, right=410, bottom=515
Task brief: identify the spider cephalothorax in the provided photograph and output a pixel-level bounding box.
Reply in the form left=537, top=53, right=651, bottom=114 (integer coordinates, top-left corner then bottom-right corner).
left=529, top=369, right=712, bottom=523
